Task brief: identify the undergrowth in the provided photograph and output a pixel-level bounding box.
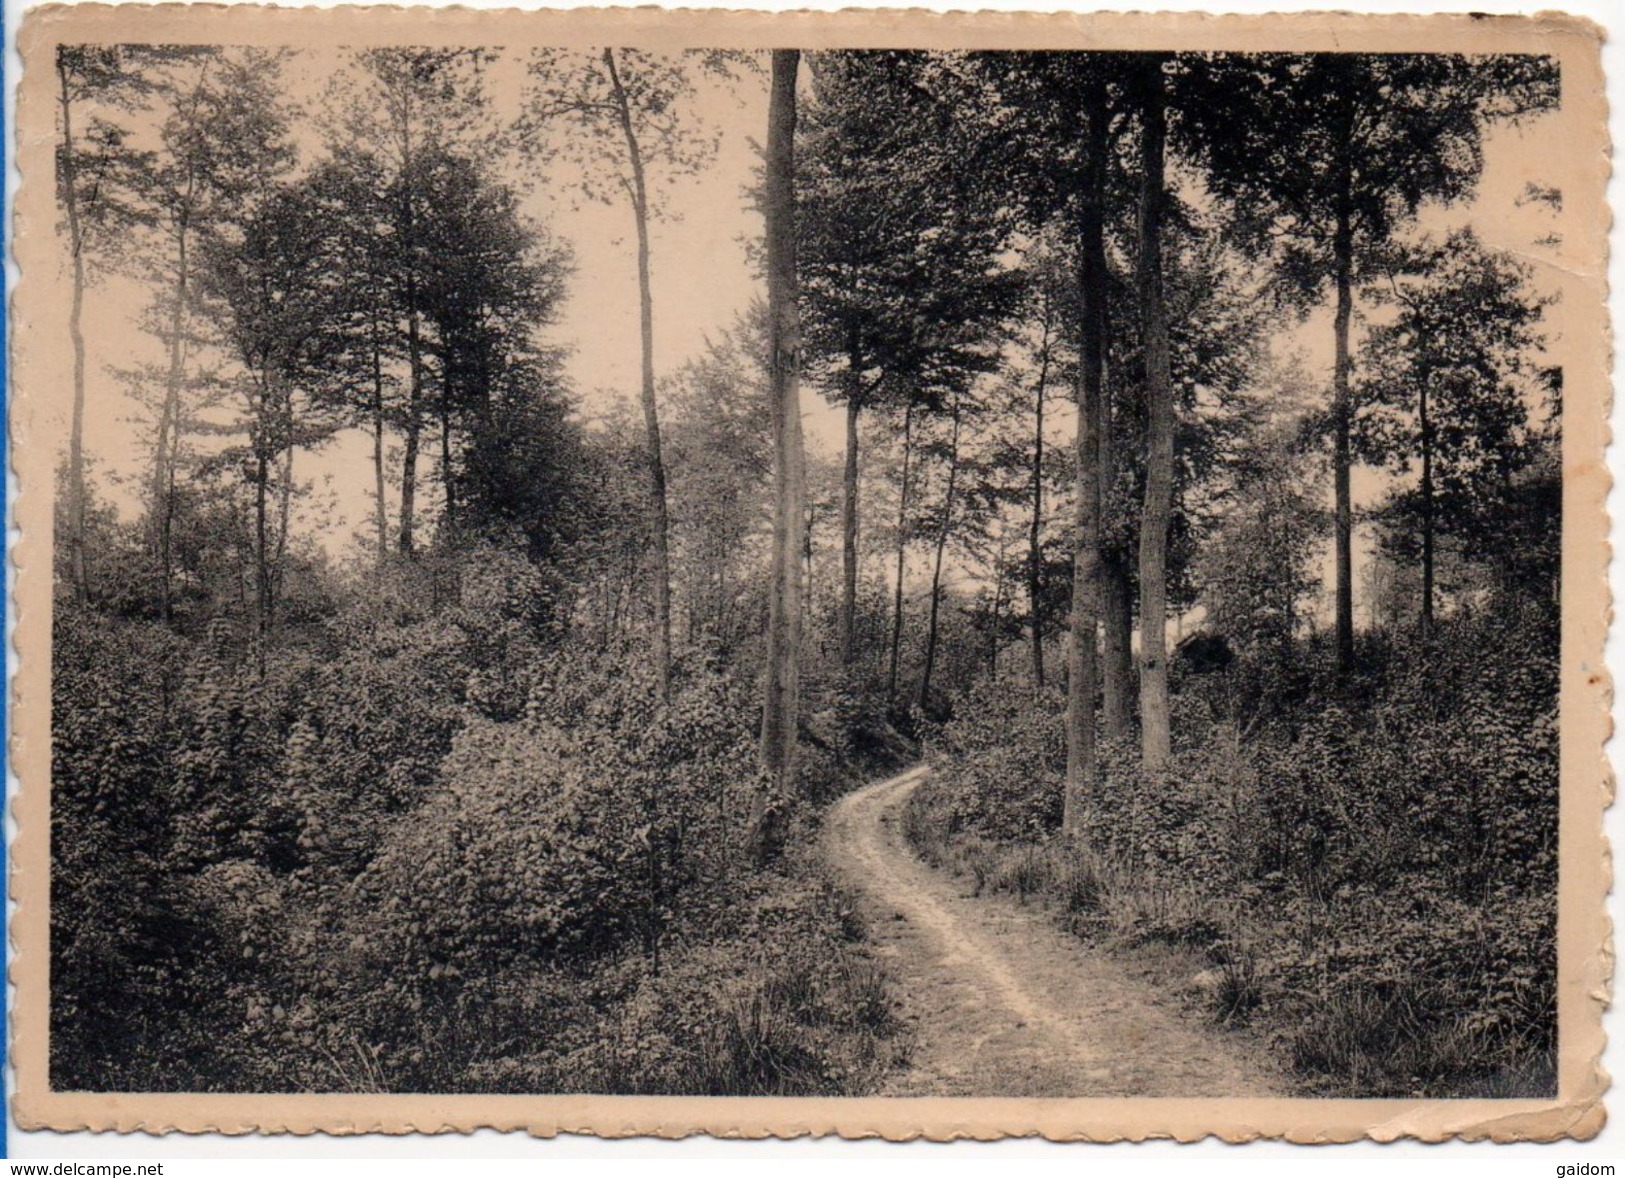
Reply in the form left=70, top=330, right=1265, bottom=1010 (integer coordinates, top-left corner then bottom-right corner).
left=52, top=584, right=911, bottom=1095
left=906, top=606, right=1558, bottom=1099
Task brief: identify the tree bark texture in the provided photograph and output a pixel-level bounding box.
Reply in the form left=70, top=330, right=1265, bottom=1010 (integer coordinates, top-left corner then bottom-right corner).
left=1136, top=59, right=1175, bottom=777
left=1064, top=77, right=1108, bottom=838
left=370, top=316, right=390, bottom=565
left=752, top=49, right=805, bottom=860
left=1097, top=262, right=1131, bottom=742
left=1101, top=555, right=1134, bottom=739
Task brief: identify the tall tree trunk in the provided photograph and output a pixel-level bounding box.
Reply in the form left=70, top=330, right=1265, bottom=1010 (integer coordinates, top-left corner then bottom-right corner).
left=1064, top=76, right=1109, bottom=837
left=989, top=549, right=1006, bottom=680
left=751, top=49, right=804, bottom=862
left=153, top=205, right=195, bottom=625
left=1028, top=295, right=1052, bottom=689
left=804, top=500, right=816, bottom=625
left=399, top=290, right=422, bottom=556
left=440, top=400, right=456, bottom=534
left=888, top=402, right=915, bottom=698
left=1419, top=355, right=1435, bottom=635
left=370, top=323, right=389, bottom=565
left=1331, top=125, right=1356, bottom=673
left=151, top=60, right=212, bottom=617
left=606, top=47, right=674, bottom=700
left=397, top=102, right=423, bottom=558
left=272, top=439, right=294, bottom=625
left=1101, top=557, right=1134, bottom=738
left=57, top=58, right=90, bottom=602
left=918, top=398, right=962, bottom=711
left=255, top=456, right=268, bottom=659
left=163, top=412, right=181, bottom=603
left=1136, top=58, right=1175, bottom=778
left=146, top=99, right=203, bottom=624
left=254, top=400, right=271, bottom=654
left=838, top=352, right=863, bottom=666
left=1098, top=288, right=1132, bottom=740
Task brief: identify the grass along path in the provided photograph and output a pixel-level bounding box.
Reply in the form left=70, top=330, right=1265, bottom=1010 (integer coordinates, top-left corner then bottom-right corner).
left=824, top=765, right=1283, bottom=1098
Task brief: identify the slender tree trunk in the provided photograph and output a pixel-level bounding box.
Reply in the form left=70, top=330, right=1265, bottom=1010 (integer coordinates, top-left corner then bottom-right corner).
left=272, top=439, right=294, bottom=627
left=605, top=47, right=674, bottom=700
left=151, top=61, right=212, bottom=618
left=1101, top=558, right=1134, bottom=738
left=989, top=553, right=1005, bottom=680
left=370, top=324, right=389, bottom=565
left=163, top=414, right=181, bottom=602
left=1331, top=128, right=1356, bottom=673
left=254, top=398, right=271, bottom=651
left=804, top=500, right=816, bottom=625
left=397, top=102, right=423, bottom=558
left=235, top=507, right=250, bottom=622
left=918, top=399, right=962, bottom=711
left=155, top=216, right=193, bottom=625
left=57, top=59, right=90, bottom=602
left=1098, top=301, right=1132, bottom=741
left=751, top=49, right=804, bottom=861
left=1136, top=58, right=1175, bottom=778
left=839, top=361, right=863, bottom=666
left=254, top=453, right=269, bottom=675
left=888, top=402, right=915, bottom=698
left=1419, top=357, right=1435, bottom=635
left=440, top=400, right=456, bottom=534
left=1064, top=77, right=1109, bottom=837
left=400, top=292, right=422, bottom=556
left=1028, top=297, right=1052, bottom=689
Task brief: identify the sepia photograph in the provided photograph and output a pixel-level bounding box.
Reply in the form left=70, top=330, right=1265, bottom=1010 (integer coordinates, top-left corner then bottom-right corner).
left=7, top=4, right=1610, bottom=1144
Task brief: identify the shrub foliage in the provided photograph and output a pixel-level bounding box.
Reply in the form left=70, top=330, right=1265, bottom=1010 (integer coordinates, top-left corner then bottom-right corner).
left=51, top=558, right=907, bottom=1094
left=907, top=604, right=1558, bottom=1098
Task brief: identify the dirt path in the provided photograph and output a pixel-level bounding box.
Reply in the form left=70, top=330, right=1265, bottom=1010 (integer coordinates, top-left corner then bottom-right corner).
left=825, top=765, right=1282, bottom=1098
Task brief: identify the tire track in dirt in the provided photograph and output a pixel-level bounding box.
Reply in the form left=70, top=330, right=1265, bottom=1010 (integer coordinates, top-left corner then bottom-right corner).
left=824, top=765, right=1282, bottom=1098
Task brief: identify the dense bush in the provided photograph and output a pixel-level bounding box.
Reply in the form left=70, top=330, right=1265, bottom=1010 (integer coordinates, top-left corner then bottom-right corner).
left=918, top=676, right=1067, bottom=842
left=446, top=875, right=903, bottom=1096
left=51, top=572, right=906, bottom=1094
left=908, top=603, right=1558, bottom=1097
left=51, top=605, right=207, bottom=1085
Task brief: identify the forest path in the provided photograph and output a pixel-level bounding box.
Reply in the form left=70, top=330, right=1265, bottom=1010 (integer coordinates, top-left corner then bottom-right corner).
left=824, top=765, right=1283, bottom=1098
